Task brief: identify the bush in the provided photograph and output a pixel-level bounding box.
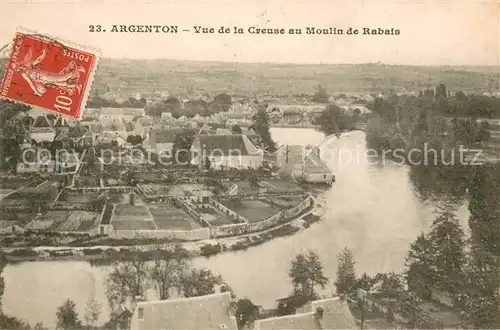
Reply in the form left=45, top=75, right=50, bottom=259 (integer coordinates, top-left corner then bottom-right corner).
left=200, top=243, right=222, bottom=257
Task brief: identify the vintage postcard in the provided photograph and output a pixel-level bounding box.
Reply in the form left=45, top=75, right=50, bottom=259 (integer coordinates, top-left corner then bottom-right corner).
left=0, top=1, right=499, bottom=330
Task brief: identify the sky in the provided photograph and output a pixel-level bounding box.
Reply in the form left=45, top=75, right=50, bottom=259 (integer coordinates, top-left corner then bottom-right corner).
left=0, top=0, right=499, bottom=66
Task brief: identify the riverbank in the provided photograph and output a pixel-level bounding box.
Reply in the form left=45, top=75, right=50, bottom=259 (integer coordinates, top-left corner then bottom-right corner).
left=3, top=211, right=322, bottom=263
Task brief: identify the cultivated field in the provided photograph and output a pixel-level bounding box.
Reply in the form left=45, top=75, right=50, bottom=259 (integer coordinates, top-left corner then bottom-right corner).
left=57, top=191, right=98, bottom=203
left=112, top=219, right=156, bottom=230
left=56, top=211, right=100, bottom=231
left=197, top=206, right=235, bottom=226
left=261, top=180, right=304, bottom=193
left=113, top=204, right=152, bottom=219
left=221, top=199, right=282, bottom=223
left=148, top=203, right=203, bottom=230
left=111, top=203, right=156, bottom=230
left=235, top=181, right=260, bottom=195
left=139, top=184, right=171, bottom=196
left=0, top=178, right=33, bottom=190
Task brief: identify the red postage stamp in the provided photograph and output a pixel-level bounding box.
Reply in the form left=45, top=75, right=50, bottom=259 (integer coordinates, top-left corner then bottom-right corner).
left=0, top=29, right=100, bottom=118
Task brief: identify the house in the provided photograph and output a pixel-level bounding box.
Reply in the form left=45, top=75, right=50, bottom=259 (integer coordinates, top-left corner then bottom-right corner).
left=29, top=115, right=56, bottom=142
left=101, top=117, right=131, bottom=140
left=53, top=115, right=71, bottom=133
left=97, top=132, right=128, bottom=147
left=111, top=303, right=134, bottom=330
left=191, top=134, right=264, bottom=170
left=142, top=128, right=180, bottom=155
left=121, top=108, right=145, bottom=121
left=132, top=116, right=156, bottom=137
left=244, top=128, right=262, bottom=146
left=277, top=145, right=334, bottom=184
left=17, top=160, right=55, bottom=174
left=253, top=297, right=356, bottom=330
left=130, top=292, right=238, bottom=330
left=216, top=128, right=232, bottom=135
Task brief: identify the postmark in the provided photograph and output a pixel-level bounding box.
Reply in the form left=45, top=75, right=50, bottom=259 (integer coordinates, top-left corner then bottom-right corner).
left=0, top=28, right=100, bottom=119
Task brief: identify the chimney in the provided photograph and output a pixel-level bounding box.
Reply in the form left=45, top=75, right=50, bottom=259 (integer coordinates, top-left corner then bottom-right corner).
left=129, top=192, right=135, bottom=206
left=315, top=306, right=324, bottom=320
left=314, top=306, right=324, bottom=329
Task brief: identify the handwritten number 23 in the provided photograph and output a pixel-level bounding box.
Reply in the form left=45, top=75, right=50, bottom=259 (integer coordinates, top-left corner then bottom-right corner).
left=89, top=25, right=102, bottom=32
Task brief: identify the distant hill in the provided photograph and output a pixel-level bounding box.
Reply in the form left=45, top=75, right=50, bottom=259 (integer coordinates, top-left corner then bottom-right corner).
left=91, top=59, right=499, bottom=96
left=1, top=57, right=498, bottom=96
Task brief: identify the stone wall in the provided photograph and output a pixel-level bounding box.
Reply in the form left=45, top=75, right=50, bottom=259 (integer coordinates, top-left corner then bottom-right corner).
left=67, top=186, right=132, bottom=194
left=110, top=228, right=210, bottom=241
left=210, top=194, right=313, bottom=238
left=210, top=199, right=248, bottom=223
left=174, top=197, right=210, bottom=227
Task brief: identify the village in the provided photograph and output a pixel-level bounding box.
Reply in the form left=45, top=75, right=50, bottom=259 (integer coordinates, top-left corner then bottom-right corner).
left=0, top=93, right=347, bottom=245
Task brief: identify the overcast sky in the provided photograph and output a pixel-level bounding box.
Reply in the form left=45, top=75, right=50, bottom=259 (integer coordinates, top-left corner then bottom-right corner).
left=1, top=1, right=498, bottom=66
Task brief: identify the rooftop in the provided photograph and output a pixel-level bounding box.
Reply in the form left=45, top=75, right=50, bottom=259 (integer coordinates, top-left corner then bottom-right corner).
left=254, top=297, right=357, bottom=330
left=196, top=134, right=262, bottom=156
left=131, top=292, right=237, bottom=330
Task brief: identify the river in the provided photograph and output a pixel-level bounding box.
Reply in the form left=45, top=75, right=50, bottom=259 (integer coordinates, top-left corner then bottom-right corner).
left=2, top=128, right=470, bottom=327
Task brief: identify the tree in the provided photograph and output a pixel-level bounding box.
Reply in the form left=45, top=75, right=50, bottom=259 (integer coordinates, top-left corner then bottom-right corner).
left=251, top=106, right=276, bottom=152
left=395, top=292, right=437, bottom=329
left=56, top=299, right=82, bottom=330
left=204, top=156, right=212, bottom=171
left=83, top=294, right=101, bottom=328
left=148, top=96, right=182, bottom=117
left=126, top=135, right=143, bottom=145
left=149, top=254, right=187, bottom=300
left=427, top=208, right=466, bottom=294
left=106, top=258, right=149, bottom=307
left=0, top=314, right=30, bottom=329
left=231, top=125, right=242, bottom=134
left=356, top=273, right=377, bottom=292
left=210, top=93, right=232, bottom=113
left=235, top=298, right=259, bottom=330
left=460, top=244, right=500, bottom=328
left=375, top=272, right=405, bottom=299
left=468, top=166, right=500, bottom=255
left=248, top=174, right=260, bottom=189
left=180, top=268, right=224, bottom=298
left=312, top=84, right=329, bottom=103
left=172, top=129, right=196, bottom=165
left=335, top=247, right=357, bottom=296
left=317, top=104, right=345, bottom=136
left=289, top=250, right=329, bottom=301
left=0, top=251, right=6, bottom=304
left=185, top=100, right=209, bottom=118
left=405, top=234, right=435, bottom=299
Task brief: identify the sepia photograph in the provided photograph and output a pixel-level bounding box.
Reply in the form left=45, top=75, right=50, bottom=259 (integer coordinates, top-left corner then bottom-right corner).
left=0, top=1, right=499, bottom=329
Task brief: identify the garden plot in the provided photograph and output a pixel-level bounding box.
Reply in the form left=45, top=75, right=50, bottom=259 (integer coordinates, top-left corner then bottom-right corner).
left=113, top=204, right=152, bottom=219
left=261, top=180, right=304, bottom=193
left=0, top=220, right=21, bottom=229
left=138, top=184, right=171, bottom=197
left=221, top=199, right=282, bottom=223
left=0, top=189, right=14, bottom=199
left=0, top=178, right=32, bottom=190
left=0, top=211, right=35, bottom=224
left=112, top=218, right=156, bottom=230
left=196, top=206, right=236, bottom=226
left=111, top=204, right=156, bottom=230
left=56, top=211, right=100, bottom=231
left=148, top=204, right=203, bottom=230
